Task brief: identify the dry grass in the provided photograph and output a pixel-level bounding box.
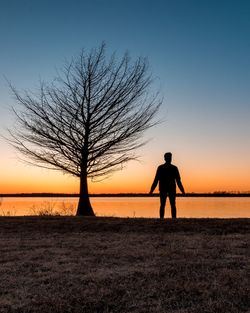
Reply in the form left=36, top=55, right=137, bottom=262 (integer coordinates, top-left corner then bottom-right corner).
left=0, top=217, right=249, bottom=313
left=29, top=201, right=75, bottom=216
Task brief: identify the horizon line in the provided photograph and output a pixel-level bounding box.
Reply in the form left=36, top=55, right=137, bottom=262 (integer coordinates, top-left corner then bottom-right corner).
left=1, top=192, right=250, bottom=198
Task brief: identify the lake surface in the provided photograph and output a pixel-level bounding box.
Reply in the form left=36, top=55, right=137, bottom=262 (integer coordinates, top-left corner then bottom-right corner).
left=0, top=197, right=250, bottom=218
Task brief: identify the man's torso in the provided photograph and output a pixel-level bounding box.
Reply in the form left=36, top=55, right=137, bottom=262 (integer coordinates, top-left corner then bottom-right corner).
left=157, top=163, right=179, bottom=192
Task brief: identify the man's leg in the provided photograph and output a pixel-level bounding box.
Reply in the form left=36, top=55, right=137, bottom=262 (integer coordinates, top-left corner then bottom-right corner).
left=169, top=192, right=177, bottom=219
left=159, top=192, right=167, bottom=219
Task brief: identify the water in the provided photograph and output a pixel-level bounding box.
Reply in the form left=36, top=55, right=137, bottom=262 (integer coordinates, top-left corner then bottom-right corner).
left=0, top=196, right=250, bottom=218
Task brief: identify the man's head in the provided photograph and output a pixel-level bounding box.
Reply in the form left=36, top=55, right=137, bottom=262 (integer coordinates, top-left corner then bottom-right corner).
left=164, top=152, right=172, bottom=164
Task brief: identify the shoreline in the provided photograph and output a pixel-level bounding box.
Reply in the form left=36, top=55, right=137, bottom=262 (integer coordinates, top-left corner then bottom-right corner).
left=1, top=216, right=250, bottom=234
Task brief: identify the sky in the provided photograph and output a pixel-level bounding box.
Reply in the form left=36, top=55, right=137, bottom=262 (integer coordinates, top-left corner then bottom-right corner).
left=0, top=0, right=249, bottom=194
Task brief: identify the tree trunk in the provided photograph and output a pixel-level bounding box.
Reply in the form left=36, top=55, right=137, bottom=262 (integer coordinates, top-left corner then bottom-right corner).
left=76, top=174, right=95, bottom=216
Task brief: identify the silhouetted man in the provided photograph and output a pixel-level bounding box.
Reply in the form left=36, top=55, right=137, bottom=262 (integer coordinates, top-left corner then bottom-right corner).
left=150, top=152, right=185, bottom=219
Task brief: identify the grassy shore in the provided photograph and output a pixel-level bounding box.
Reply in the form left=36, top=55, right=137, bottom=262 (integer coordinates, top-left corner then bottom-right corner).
left=0, top=217, right=249, bottom=313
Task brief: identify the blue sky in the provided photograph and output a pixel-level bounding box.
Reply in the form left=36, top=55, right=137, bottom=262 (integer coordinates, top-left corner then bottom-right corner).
left=0, top=0, right=249, bottom=193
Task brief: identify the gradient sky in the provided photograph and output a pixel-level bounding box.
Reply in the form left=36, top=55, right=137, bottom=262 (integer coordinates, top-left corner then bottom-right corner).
left=0, top=0, right=249, bottom=194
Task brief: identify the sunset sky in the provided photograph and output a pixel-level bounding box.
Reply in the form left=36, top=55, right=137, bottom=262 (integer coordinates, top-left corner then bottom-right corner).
left=0, top=0, right=249, bottom=194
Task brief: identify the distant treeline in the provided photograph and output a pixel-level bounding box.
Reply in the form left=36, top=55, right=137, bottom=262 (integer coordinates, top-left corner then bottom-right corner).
left=1, top=192, right=250, bottom=198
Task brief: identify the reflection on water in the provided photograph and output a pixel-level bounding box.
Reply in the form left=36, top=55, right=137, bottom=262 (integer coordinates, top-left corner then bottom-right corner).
left=0, top=197, right=250, bottom=218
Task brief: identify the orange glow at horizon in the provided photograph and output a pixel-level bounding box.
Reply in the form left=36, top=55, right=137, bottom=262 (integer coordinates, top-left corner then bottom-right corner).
left=1, top=141, right=250, bottom=194
left=1, top=157, right=250, bottom=194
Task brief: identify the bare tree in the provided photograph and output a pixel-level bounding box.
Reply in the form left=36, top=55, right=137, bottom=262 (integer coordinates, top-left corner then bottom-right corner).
left=8, top=43, right=161, bottom=216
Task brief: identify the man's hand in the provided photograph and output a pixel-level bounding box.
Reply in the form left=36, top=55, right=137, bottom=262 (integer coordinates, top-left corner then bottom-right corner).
left=149, top=187, right=154, bottom=195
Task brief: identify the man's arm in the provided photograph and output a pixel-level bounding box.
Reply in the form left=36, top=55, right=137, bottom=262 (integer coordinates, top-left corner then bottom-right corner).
left=176, top=168, right=185, bottom=194
left=177, top=179, right=185, bottom=194
left=149, top=168, right=159, bottom=194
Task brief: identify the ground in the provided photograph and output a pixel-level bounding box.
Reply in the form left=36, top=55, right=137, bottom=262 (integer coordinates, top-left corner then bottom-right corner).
left=0, top=217, right=249, bottom=313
